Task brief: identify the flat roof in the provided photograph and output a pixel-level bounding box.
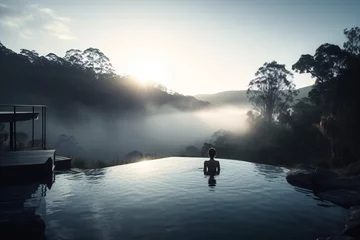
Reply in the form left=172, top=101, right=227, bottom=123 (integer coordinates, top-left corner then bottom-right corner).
left=0, top=112, right=39, bottom=122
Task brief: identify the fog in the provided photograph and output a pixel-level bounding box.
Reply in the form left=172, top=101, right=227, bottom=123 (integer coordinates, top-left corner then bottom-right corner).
left=41, top=104, right=251, bottom=163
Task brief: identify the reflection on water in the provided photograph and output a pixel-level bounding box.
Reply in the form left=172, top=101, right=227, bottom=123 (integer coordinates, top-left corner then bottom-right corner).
left=254, top=163, right=285, bottom=181
left=0, top=180, right=51, bottom=239
left=208, top=174, right=217, bottom=187
left=1, top=158, right=348, bottom=240
left=84, top=168, right=107, bottom=183
left=204, top=174, right=217, bottom=189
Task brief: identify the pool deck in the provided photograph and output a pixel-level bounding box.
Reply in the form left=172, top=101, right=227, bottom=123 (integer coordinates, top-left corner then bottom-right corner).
left=55, top=155, right=72, bottom=170
left=0, top=150, right=55, bottom=184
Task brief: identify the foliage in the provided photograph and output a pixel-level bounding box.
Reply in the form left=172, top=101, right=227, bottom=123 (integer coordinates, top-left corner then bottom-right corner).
left=71, top=158, right=108, bottom=169
left=94, top=160, right=108, bottom=168
left=27, top=139, right=43, bottom=149
left=204, top=27, right=360, bottom=168
left=72, top=158, right=87, bottom=168
left=247, top=61, right=298, bottom=122
left=0, top=43, right=209, bottom=124
left=292, top=27, right=360, bottom=166
left=184, top=145, right=200, bottom=157
left=201, top=143, right=215, bottom=157
left=0, top=123, right=8, bottom=150
left=292, top=44, right=348, bottom=113
left=344, top=27, right=360, bottom=55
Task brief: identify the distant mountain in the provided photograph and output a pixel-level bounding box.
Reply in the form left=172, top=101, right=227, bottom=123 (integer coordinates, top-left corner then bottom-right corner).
left=0, top=42, right=209, bottom=121
left=195, top=90, right=249, bottom=106
left=295, top=86, right=313, bottom=100
left=194, top=86, right=312, bottom=106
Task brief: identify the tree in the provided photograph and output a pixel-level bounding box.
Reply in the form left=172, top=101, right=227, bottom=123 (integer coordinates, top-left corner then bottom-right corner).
left=292, top=27, right=360, bottom=166
left=201, top=143, right=215, bottom=157
left=247, top=61, right=298, bottom=122
left=0, top=123, right=8, bottom=150
left=184, top=146, right=200, bottom=157
left=292, top=43, right=348, bottom=114
left=344, top=27, right=360, bottom=56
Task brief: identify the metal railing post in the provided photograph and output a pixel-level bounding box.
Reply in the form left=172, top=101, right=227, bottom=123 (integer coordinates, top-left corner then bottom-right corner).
left=44, top=106, right=46, bottom=150
left=41, top=107, right=44, bottom=150
left=32, top=106, right=35, bottom=148
left=13, top=106, right=16, bottom=151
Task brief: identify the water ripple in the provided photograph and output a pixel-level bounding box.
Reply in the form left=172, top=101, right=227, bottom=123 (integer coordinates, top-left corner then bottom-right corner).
left=2, top=157, right=347, bottom=240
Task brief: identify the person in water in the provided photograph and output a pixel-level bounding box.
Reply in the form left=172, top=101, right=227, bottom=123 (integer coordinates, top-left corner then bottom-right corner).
left=204, top=148, right=220, bottom=175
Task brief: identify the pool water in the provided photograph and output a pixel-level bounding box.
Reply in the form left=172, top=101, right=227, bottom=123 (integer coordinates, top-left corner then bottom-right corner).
left=4, top=158, right=349, bottom=239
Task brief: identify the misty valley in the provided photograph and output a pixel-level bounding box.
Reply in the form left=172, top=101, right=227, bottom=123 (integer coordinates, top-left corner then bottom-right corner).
left=0, top=41, right=313, bottom=168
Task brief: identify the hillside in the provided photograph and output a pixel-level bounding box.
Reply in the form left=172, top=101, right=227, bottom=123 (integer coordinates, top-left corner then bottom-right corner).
left=0, top=42, right=209, bottom=121
left=194, top=86, right=312, bottom=106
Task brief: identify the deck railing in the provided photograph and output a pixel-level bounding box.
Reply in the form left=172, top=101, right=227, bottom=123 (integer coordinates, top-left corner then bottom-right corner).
left=0, top=104, right=47, bottom=151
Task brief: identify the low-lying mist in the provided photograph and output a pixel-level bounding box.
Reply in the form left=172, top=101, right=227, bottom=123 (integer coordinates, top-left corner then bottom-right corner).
left=43, top=104, right=251, bottom=163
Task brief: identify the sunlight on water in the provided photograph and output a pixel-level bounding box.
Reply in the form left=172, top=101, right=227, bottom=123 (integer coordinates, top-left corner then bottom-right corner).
left=43, top=158, right=347, bottom=240
left=130, top=160, right=157, bottom=174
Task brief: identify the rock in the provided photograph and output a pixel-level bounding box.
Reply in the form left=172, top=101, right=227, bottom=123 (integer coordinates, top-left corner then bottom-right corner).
left=317, top=207, right=360, bottom=240
left=295, top=163, right=318, bottom=170
left=343, top=206, right=360, bottom=238
left=286, top=168, right=338, bottom=190
left=316, top=190, right=360, bottom=209
left=347, top=161, right=360, bottom=176
left=348, top=206, right=360, bottom=221
left=328, top=175, right=360, bottom=191
left=287, top=167, right=360, bottom=191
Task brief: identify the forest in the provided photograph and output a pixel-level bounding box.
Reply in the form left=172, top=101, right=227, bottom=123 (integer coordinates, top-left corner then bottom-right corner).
left=1, top=27, right=360, bottom=169
left=197, top=27, right=360, bottom=169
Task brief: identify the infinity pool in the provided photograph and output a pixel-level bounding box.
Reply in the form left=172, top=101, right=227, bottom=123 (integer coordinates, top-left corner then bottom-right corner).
left=4, top=158, right=349, bottom=239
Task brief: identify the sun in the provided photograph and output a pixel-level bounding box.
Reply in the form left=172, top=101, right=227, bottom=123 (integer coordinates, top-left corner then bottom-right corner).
left=128, top=56, right=170, bottom=86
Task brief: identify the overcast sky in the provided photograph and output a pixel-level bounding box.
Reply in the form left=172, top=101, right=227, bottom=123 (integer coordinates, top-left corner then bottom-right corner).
left=1, top=0, right=359, bottom=95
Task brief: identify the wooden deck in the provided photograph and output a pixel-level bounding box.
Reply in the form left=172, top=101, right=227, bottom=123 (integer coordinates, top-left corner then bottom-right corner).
left=0, top=150, right=55, bottom=167
left=0, top=150, right=55, bottom=184
left=55, top=155, right=72, bottom=170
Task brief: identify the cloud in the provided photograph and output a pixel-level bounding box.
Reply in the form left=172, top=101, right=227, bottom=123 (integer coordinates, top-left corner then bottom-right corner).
left=44, top=21, right=76, bottom=40
left=19, top=28, right=35, bottom=39
left=39, top=8, right=71, bottom=22
left=0, top=4, right=76, bottom=40
left=0, top=3, right=15, bottom=16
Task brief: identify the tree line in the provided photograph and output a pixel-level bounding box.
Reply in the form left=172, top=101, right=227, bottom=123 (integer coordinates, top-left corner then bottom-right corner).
left=203, top=27, right=360, bottom=168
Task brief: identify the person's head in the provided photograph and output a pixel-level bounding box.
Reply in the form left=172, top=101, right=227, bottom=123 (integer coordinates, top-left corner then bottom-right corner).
left=208, top=148, right=216, bottom=159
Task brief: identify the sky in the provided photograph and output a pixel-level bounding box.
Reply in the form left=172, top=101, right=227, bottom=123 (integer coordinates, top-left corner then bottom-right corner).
left=0, top=0, right=359, bottom=95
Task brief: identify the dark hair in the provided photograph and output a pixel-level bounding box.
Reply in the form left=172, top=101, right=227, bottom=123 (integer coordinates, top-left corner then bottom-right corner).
left=208, top=148, right=216, bottom=158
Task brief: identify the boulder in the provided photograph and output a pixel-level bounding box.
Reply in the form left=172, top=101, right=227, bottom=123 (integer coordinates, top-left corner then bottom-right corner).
left=317, top=206, right=360, bottom=240
left=327, top=175, right=360, bottom=191
left=287, top=167, right=360, bottom=191
left=316, top=190, right=360, bottom=209
left=347, top=161, right=360, bottom=176
left=343, top=206, right=360, bottom=238
left=286, top=168, right=338, bottom=190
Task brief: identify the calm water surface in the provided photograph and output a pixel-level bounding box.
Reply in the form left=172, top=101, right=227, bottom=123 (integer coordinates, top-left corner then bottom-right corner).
left=4, top=158, right=349, bottom=239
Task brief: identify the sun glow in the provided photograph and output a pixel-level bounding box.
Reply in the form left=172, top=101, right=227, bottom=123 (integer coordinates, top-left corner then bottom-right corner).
left=131, top=160, right=156, bottom=175
left=128, top=56, right=170, bottom=86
